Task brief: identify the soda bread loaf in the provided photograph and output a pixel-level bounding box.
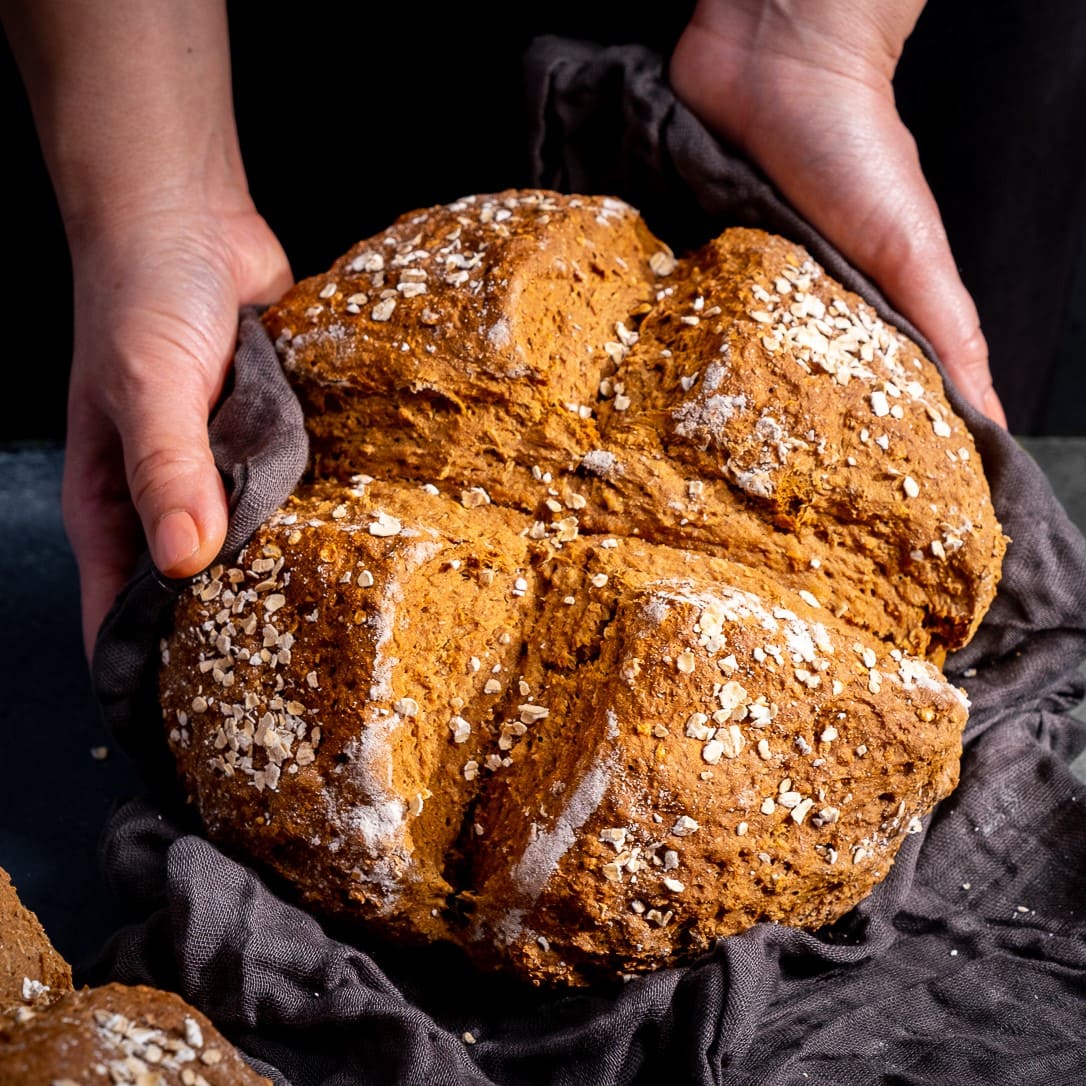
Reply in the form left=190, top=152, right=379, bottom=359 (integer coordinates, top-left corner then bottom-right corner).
left=159, top=190, right=1007, bottom=986
left=0, top=866, right=269, bottom=1084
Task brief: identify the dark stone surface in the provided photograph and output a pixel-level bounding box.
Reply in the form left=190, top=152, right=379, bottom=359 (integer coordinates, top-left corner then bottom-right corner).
left=0, top=440, right=1083, bottom=975
left=1018, top=437, right=1086, bottom=775
left=0, top=445, right=142, bottom=978
left=1017, top=437, right=1086, bottom=543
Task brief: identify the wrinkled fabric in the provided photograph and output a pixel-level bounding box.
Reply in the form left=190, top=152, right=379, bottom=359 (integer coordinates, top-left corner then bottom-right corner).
left=89, top=40, right=1086, bottom=1086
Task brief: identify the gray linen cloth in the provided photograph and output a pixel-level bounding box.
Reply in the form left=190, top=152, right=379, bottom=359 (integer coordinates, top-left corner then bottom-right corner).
left=88, top=39, right=1086, bottom=1086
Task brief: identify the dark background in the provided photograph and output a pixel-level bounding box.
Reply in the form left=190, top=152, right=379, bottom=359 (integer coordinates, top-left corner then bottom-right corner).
left=3, top=2, right=1084, bottom=441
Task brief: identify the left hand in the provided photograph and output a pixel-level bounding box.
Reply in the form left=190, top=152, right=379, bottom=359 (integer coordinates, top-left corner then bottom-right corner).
left=669, top=0, right=1007, bottom=427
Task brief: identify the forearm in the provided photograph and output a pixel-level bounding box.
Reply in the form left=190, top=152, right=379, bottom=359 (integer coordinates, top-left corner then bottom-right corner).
left=0, top=0, right=244, bottom=239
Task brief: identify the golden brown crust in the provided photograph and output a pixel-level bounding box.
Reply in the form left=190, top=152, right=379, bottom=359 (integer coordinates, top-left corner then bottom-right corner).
left=599, top=228, right=1006, bottom=655
left=0, top=983, right=270, bottom=1085
left=263, top=190, right=664, bottom=495
left=0, top=868, right=72, bottom=1012
left=159, top=189, right=1005, bottom=986
left=161, top=482, right=538, bottom=944
left=467, top=547, right=964, bottom=983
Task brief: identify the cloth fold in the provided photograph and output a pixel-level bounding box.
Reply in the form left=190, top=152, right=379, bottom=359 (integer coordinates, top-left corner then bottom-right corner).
left=88, top=39, right=1086, bottom=1086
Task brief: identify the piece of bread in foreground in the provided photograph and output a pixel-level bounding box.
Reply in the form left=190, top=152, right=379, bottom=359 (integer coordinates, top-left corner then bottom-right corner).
left=0, top=867, right=72, bottom=1012
left=0, top=866, right=268, bottom=1084
left=0, top=983, right=270, bottom=1085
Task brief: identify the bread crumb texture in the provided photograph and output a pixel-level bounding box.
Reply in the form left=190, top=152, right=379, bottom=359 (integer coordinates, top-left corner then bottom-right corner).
left=160, top=190, right=1007, bottom=986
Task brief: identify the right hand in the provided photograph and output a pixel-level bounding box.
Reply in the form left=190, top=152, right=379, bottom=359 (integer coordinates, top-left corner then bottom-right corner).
left=61, top=198, right=293, bottom=658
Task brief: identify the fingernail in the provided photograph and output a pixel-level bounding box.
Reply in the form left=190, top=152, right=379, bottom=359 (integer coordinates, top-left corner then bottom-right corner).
left=153, top=510, right=201, bottom=573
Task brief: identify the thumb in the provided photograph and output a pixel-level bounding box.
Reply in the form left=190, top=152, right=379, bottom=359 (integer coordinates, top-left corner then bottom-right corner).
left=120, top=379, right=229, bottom=579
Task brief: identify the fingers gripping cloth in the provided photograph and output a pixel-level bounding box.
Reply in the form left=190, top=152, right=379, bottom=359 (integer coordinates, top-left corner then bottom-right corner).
left=89, top=39, right=1086, bottom=1086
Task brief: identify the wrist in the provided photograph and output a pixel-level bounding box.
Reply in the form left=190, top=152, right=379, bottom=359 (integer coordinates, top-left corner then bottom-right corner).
left=57, top=133, right=253, bottom=252
left=670, top=0, right=925, bottom=159
left=673, top=0, right=926, bottom=86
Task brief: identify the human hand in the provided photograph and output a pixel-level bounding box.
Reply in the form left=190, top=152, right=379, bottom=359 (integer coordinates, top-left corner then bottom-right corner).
left=669, top=0, right=1007, bottom=427
left=61, top=201, right=292, bottom=658
left=0, top=0, right=295, bottom=657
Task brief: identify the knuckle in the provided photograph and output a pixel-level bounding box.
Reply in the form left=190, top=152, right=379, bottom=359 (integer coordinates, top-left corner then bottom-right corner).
left=125, top=445, right=211, bottom=519
left=955, top=325, right=990, bottom=376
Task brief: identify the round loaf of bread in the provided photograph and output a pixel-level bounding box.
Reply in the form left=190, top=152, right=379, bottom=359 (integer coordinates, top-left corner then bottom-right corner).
left=159, top=190, right=1006, bottom=986
left=0, top=984, right=270, bottom=1085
